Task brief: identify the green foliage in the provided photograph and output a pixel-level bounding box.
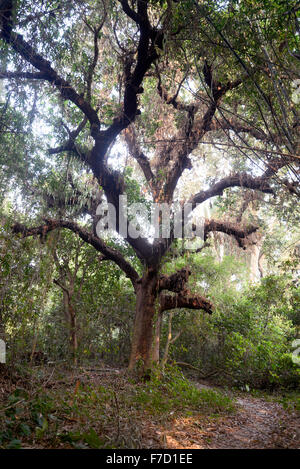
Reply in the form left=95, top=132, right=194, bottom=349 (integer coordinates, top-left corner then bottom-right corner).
left=279, top=392, right=300, bottom=414
left=59, top=428, right=106, bottom=449
left=133, top=366, right=235, bottom=415
left=166, top=261, right=300, bottom=390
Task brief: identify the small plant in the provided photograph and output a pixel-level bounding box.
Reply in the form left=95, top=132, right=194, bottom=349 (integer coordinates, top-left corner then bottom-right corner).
left=278, top=393, right=300, bottom=414
left=59, top=428, right=106, bottom=449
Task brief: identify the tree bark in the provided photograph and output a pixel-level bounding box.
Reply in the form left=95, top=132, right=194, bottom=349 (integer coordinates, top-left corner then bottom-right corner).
left=128, top=268, right=158, bottom=372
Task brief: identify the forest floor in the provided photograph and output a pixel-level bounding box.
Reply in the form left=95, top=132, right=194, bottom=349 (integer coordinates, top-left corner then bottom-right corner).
left=0, top=365, right=299, bottom=449
left=164, top=381, right=300, bottom=449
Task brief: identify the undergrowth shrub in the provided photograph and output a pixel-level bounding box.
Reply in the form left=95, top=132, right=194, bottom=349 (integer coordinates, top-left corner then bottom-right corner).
left=133, top=366, right=235, bottom=414
left=168, top=274, right=300, bottom=390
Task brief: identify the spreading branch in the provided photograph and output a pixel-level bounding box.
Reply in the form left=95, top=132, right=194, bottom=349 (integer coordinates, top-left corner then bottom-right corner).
left=156, top=66, right=198, bottom=113
left=0, top=70, right=49, bottom=80
left=0, top=3, right=100, bottom=128
left=94, top=0, right=164, bottom=156
left=189, top=172, right=274, bottom=208
left=85, top=13, right=107, bottom=103
left=124, top=125, right=156, bottom=192
left=12, top=219, right=139, bottom=285
left=210, top=117, right=273, bottom=143
left=158, top=69, right=246, bottom=202
left=204, top=219, right=258, bottom=249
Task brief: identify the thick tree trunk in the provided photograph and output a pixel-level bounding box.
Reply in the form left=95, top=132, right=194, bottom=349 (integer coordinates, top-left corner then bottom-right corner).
left=129, top=268, right=158, bottom=373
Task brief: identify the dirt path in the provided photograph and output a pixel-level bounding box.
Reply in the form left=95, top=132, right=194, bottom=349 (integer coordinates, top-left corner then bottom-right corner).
left=163, top=383, right=300, bottom=449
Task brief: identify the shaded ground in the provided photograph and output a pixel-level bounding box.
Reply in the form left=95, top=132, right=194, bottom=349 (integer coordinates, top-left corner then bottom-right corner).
left=0, top=366, right=299, bottom=449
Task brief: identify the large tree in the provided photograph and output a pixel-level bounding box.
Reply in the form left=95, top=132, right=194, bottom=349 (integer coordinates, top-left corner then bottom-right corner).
left=1, top=0, right=299, bottom=373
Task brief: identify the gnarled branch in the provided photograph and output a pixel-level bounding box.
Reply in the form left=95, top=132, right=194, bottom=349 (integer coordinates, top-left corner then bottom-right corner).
left=159, top=267, right=191, bottom=293
left=204, top=219, right=258, bottom=249
left=159, top=292, right=213, bottom=314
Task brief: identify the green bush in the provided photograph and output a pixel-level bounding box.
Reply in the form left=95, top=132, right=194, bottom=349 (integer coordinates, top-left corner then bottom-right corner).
left=169, top=273, right=300, bottom=390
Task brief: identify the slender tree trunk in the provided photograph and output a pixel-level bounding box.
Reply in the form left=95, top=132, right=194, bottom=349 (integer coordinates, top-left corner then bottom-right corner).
left=249, top=243, right=261, bottom=282
left=30, top=324, right=38, bottom=365
left=152, top=310, right=163, bottom=363
left=128, top=268, right=158, bottom=373
left=161, top=312, right=181, bottom=370
left=63, top=290, right=78, bottom=364
left=258, top=251, right=265, bottom=278
left=161, top=311, right=173, bottom=369
left=0, top=309, right=5, bottom=343
left=68, top=302, right=78, bottom=365
left=0, top=309, right=6, bottom=366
